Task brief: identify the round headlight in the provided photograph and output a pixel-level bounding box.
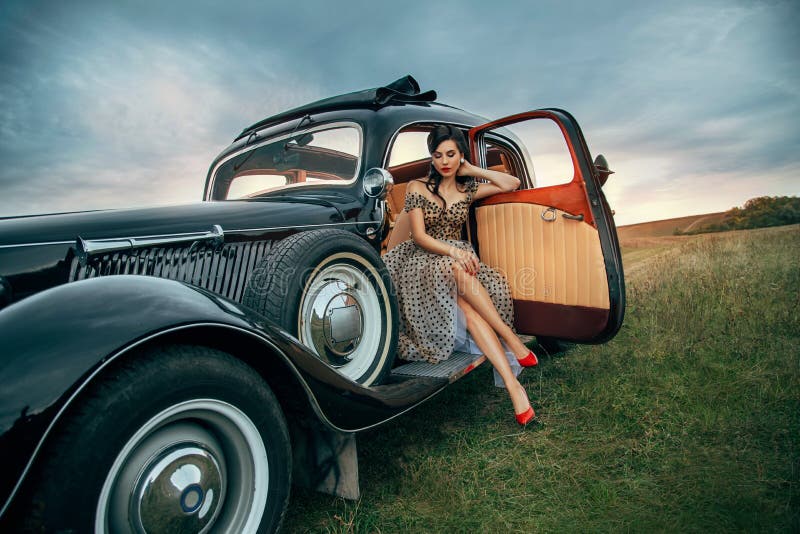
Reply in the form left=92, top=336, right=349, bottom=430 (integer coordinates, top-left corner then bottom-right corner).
left=362, top=168, right=394, bottom=198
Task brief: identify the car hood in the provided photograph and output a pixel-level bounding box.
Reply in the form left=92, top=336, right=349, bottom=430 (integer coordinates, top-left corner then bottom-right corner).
left=0, top=199, right=343, bottom=247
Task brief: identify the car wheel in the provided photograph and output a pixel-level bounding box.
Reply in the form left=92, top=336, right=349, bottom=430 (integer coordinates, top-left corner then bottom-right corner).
left=243, top=229, right=398, bottom=386
left=13, top=344, right=291, bottom=534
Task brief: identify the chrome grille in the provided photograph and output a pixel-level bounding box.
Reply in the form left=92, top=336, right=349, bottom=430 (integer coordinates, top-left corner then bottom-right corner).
left=68, top=240, right=274, bottom=302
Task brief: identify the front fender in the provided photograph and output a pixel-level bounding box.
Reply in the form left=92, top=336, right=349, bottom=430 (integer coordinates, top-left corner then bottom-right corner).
left=0, top=276, right=445, bottom=517
left=0, top=276, right=271, bottom=433
left=0, top=276, right=285, bottom=513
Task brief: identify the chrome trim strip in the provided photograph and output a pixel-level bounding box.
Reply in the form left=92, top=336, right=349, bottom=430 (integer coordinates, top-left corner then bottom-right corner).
left=206, top=121, right=364, bottom=201
left=0, top=240, right=74, bottom=249
left=76, top=225, right=224, bottom=266
left=0, top=221, right=380, bottom=250
left=226, top=220, right=378, bottom=235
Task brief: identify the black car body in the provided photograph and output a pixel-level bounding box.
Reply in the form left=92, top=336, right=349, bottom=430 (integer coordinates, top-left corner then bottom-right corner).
left=0, top=75, right=625, bottom=532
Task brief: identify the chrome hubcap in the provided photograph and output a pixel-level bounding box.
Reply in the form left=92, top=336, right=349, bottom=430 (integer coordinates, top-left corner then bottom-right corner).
left=299, top=259, right=383, bottom=382
left=134, top=445, right=224, bottom=533
left=96, top=400, right=269, bottom=534
left=313, top=281, right=364, bottom=361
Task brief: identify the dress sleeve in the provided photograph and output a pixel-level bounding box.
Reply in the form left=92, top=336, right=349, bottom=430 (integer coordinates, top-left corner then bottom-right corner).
left=403, top=191, right=427, bottom=213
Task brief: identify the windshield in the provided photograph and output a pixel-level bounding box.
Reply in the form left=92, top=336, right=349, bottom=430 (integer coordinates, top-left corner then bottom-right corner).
left=211, top=124, right=362, bottom=200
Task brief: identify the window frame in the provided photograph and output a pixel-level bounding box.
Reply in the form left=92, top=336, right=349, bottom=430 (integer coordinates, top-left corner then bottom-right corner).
left=382, top=121, right=532, bottom=190
left=208, top=121, right=363, bottom=201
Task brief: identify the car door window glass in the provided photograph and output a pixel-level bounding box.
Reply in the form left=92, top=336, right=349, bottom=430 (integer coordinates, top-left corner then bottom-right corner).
left=212, top=124, right=361, bottom=200
left=485, top=139, right=529, bottom=188
left=388, top=130, right=430, bottom=168
left=497, top=119, right=575, bottom=188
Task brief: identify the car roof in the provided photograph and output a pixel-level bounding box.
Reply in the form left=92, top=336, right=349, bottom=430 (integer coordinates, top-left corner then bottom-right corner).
left=234, top=75, right=479, bottom=142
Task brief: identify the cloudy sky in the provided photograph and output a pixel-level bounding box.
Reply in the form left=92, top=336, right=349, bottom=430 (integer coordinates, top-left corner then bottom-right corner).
left=0, top=0, right=797, bottom=225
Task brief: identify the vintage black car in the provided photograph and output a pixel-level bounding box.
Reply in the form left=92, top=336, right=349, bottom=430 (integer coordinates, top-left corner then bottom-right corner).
left=0, top=75, right=625, bottom=532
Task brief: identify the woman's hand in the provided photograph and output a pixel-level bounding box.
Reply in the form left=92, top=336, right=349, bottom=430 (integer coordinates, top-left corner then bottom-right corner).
left=458, top=158, right=521, bottom=194
left=456, top=159, right=479, bottom=177
left=448, top=246, right=480, bottom=276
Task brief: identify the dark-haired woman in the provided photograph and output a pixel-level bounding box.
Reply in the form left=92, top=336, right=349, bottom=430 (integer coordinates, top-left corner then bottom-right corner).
left=382, top=124, right=539, bottom=425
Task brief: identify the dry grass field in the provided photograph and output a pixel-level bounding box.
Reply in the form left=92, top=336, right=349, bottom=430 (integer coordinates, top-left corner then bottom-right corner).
left=284, top=224, right=800, bottom=533
left=616, top=212, right=727, bottom=241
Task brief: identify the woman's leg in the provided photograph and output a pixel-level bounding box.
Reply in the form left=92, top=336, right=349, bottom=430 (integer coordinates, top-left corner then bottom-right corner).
left=452, top=264, right=531, bottom=359
left=457, top=296, right=530, bottom=415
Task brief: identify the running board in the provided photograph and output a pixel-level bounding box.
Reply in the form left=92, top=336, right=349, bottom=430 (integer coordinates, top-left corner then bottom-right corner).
left=390, top=351, right=486, bottom=383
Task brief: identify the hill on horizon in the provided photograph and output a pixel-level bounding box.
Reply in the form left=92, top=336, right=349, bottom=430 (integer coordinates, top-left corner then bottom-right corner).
left=617, top=212, right=727, bottom=240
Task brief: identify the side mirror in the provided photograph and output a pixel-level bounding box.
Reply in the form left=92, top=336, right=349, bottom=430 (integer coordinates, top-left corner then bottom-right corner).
left=594, top=154, right=614, bottom=187
left=363, top=167, right=395, bottom=199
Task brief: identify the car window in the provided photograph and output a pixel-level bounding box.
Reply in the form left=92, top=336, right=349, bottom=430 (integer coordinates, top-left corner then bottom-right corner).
left=485, top=138, right=530, bottom=188
left=495, top=119, right=575, bottom=188
left=227, top=173, right=287, bottom=199
left=212, top=124, right=361, bottom=200
left=388, top=130, right=430, bottom=168
left=385, top=127, right=441, bottom=186
left=387, top=126, right=533, bottom=190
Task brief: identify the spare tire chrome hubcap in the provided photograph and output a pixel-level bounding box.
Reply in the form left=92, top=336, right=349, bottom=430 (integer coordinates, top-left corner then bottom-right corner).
left=300, top=261, right=382, bottom=380
left=318, top=283, right=364, bottom=358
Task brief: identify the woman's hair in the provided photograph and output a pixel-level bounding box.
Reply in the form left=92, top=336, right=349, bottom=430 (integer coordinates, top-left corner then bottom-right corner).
left=422, top=124, right=474, bottom=213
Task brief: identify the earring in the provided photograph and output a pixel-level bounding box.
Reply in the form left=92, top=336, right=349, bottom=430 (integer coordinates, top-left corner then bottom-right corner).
left=460, top=157, right=465, bottom=164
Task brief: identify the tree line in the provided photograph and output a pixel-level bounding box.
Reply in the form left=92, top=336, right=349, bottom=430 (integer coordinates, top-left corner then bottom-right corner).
left=674, top=195, right=800, bottom=235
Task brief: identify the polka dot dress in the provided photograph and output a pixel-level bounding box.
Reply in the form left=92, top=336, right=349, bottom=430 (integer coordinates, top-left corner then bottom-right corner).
left=382, top=178, right=516, bottom=364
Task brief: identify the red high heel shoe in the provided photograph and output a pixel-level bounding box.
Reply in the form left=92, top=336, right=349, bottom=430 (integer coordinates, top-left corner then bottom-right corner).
left=517, top=350, right=539, bottom=367
left=515, top=406, right=535, bottom=426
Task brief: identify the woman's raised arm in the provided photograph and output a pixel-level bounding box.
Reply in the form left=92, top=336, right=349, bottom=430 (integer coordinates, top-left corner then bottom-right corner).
left=457, top=160, right=521, bottom=202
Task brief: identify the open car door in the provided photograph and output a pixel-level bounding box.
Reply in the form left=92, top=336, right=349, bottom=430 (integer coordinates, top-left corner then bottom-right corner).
left=468, top=109, right=625, bottom=343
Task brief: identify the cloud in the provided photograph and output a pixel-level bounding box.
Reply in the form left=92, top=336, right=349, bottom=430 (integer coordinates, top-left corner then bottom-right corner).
left=0, top=3, right=326, bottom=215
left=0, top=0, right=797, bottom=223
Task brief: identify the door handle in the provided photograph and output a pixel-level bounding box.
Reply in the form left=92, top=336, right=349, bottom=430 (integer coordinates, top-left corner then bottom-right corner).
left=541, top=208, right=584, bottom=222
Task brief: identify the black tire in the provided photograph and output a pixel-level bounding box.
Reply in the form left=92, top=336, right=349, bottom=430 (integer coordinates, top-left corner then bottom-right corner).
left=243, top=229, right=398, bottom=386
left=11, top=345, right=291, bottom=533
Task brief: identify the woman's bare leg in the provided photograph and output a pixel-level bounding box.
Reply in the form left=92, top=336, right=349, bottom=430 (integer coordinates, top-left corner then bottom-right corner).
left=452, top=265, right=531, bottom=359
left=457, top=296, right=530, bottom=415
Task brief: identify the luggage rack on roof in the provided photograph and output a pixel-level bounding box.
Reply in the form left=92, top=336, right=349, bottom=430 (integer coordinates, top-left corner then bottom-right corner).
left=235, top=74, right=438, bottom=142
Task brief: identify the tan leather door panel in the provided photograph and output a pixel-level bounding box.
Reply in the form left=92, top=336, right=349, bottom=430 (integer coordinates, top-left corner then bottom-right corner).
left=474, top=202, right=610, bottom=338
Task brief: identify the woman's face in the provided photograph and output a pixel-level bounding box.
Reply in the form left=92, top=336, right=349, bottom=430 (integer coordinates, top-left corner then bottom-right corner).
left=431, top=139, right=461, bottom=179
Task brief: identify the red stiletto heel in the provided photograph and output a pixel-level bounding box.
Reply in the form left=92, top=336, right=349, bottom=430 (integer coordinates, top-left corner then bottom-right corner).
left=515, top=406, right=535, bottom=426
left=517, top=350, right=538, bottom=367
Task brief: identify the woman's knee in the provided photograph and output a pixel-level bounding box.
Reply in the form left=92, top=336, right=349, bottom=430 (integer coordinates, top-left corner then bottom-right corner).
left=457, top=295, right=475, bottom=315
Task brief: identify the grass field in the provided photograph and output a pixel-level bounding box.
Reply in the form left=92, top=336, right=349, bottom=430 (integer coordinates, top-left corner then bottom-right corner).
left=284, top=224, right=800, bottom=533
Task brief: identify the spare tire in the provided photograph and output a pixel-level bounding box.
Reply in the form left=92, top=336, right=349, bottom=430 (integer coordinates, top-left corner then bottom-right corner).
left=243, top=229, right=398, bottom=386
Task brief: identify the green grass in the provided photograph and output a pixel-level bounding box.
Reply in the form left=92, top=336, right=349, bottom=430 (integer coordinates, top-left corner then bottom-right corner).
left=284, top=225, right=800, bottom=533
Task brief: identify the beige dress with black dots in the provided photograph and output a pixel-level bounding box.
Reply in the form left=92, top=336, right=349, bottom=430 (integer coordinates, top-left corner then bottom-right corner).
left=383, top=178, right=517, bottom=365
